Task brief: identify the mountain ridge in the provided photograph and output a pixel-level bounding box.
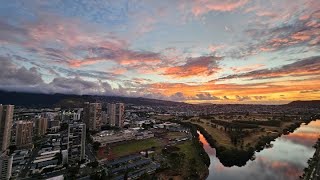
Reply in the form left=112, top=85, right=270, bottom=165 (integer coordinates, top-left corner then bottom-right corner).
left=0, top=90, right=186, bottom=108
left=0, top=90, right=319, bottom=108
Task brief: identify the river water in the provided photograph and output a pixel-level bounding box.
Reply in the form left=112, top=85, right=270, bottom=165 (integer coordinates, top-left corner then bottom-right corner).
left=199, top=120, right=320, bottom=180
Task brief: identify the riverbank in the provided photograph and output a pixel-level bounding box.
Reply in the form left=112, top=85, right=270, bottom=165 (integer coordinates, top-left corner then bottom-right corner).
left=301, top=138, right=320, bottom=180
left=180, top=116, right=318, bottom=167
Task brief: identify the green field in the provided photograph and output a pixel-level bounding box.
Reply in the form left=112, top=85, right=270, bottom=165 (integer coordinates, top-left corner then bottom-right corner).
left=110, top=138, right=162, bottom=157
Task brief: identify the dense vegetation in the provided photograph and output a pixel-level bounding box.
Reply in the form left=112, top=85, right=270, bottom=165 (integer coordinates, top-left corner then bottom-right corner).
left=210, top=119, right=260, bottom=129
left=232, top=120, right=281, bottom=127
left=179, top=122, right=211, bottom=167
left=300, top=138, right=320, bottom=179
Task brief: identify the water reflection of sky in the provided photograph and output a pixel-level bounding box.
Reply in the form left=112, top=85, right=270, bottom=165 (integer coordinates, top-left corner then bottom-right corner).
left=200, top=120, right=320, bottom=180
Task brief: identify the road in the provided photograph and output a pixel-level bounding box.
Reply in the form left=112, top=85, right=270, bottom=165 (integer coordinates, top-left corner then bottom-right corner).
left=85, top=143, right=96, bottom=162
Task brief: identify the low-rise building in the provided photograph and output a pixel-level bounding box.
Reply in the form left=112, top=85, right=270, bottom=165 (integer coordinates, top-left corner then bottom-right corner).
left=92, top=130, right=135, bottom=146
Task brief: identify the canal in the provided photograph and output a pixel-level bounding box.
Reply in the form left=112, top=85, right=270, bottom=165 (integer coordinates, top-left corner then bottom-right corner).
left=198, top=120, right=320, bottom=180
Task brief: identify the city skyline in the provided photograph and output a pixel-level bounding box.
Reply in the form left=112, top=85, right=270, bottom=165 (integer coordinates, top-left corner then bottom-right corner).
left=0, top=0, right=319, bottom=104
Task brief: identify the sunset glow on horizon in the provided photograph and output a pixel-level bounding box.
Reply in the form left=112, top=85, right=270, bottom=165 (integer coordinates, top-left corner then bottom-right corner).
left=0, top=0, right=319, bottom=104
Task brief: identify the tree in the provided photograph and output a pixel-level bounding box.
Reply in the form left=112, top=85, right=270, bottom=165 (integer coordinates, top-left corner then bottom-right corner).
left=92, top=142, right=101, bottom=151
left=88, top=161, right=99, bottom=168
left=60, top=122, right=69, bottom=131
left=68, top=165, right=80, bottom=178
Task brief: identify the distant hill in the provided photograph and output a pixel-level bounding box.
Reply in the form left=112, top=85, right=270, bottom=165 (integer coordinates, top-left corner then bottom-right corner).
left=287, top=100, right=320, bottom=108
left=0, top=90, right=186, bottom=108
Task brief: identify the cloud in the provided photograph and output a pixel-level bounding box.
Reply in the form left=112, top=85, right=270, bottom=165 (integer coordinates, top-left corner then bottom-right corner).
left=194, top=93, right=220, bottom=100
left=53, top=67, right=122, bottom=81
left=0, top=13, right=169, bottom=74
left=230, top=64, right=265, bottom=73
left=191, top=0, right=249, bottom=16
left=208, top=44, right=225, bottom=52
left=169, top=92, right=187, bottom=101
left=0, top=20, right=29, bottom=44
left=220, top=56, right=320, bottom=80
left=235, top=95, right=251, bottom=101
left=163, top=55, right=222, bottom=78
left=168, top=92, right=220, bottom=101
left=0, top=56, right=43, bottom=86
left=68, top=45, right=162, bottom=67
left=45, top=77, right=113, bottom=95
left=253, top=96, right=267, bottom=100
left=237, top=9, right=320, bottom=57
left=300, top=90, right=320, bottom=94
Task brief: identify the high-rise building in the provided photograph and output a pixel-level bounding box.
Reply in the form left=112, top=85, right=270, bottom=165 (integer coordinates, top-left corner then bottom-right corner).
left=68, top=123, right=86, bottom=163
left=15, top=121, right=33, bottom=148
left=35, top=118, right=48, bottom=137
left=83, top=102, right=102, bottom=131
left=0, top=152, right=13, bottom=180
left=107, top=103, right=116, bottom=126
left=115, top=103, right=125, bottom=128
left=0, top=105, right=14, bottom=152
left=107, top=103, right=125, bottom=128
left=101, top=111, right=108, bottom=125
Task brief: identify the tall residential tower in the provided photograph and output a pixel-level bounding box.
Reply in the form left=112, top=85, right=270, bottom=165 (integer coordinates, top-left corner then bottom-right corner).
left=15, top=121, right=33, bottom=148
left=83, top=102, right=102, bottom=131
left=0, top=105, right=14, bottom=152
left=107, top=103, right=125, bottom=128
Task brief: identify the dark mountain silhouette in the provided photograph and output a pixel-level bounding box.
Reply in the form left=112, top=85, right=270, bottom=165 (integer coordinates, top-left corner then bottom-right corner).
left=286, top=100, right=320, bottom=108
left=0, top=90, right=186, bottom=108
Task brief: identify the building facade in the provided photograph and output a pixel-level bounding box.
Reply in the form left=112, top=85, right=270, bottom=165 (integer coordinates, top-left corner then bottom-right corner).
left=0, top=105, right=14, bottom=152
left=107, top=103, right=125, bottom=128
left=0, top=152, right=13, bottom=180
left=115, top=103, right=125, bottom=128
left=68, top=123, right=86, bottom=163
left=15, top=121, right=33, bottom=148
left=83, top=102, right=102, bottom=131
left=35, top=118, right=48, bottom=137
left=107, top=103, right=116, bottom=126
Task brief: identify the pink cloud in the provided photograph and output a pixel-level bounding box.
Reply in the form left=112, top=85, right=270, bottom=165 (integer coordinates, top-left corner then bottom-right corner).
left=230, top=64, right=265, bottom=73
left=111, top=68, right=127, bottom=75
left=192, top=0, right=249, bottom=16
left=209, top=44, right=225, bottom=52
left=291, top=32, right=311, bottom=41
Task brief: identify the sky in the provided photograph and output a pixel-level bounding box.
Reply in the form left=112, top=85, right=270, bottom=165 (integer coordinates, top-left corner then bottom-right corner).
left=0, top=0, right=319, bottom=104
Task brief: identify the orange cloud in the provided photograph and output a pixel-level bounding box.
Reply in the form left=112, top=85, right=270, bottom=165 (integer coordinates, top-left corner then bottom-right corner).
left=147, top=76, right=320, bottom=103
left=163, top=55, right=221, bottom=78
